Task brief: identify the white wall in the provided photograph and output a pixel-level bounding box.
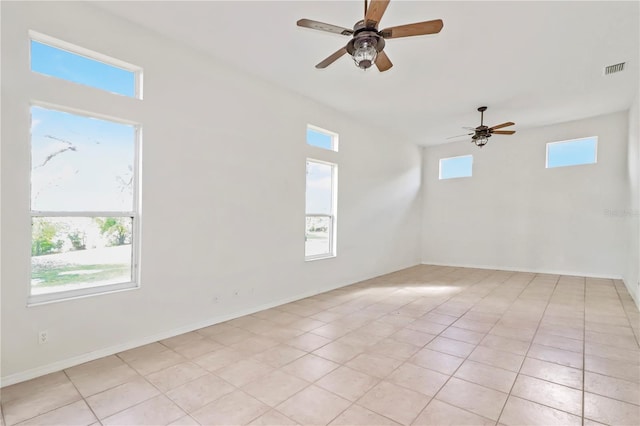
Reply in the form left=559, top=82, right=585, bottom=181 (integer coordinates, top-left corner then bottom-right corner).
left=421, top=112, right=630, bottom=279
left=624, top=94, right=640, bottom=307
left=0, top=2, right=422, bottom=384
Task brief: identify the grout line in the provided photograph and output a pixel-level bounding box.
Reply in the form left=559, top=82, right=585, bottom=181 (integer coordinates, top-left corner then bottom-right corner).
left=582, top=276, right=587, bottom=426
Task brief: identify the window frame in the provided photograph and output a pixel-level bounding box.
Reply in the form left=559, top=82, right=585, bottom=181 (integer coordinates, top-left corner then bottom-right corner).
left=29, top=30, right=144, bottom=100
left=439, top=154, right=473, bottom=180
left=305, top=158, right=338, bottom=261
left=546, top=136, right=598, bottom=169
left=306, top=124, right=339, bottom=152
left=28, top=103, right=142, bottom=306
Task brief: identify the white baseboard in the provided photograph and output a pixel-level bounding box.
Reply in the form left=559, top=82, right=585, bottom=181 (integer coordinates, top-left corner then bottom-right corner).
left=0, top=282, right=346, bottom=388
left=622, top=278, right=640, bottom=310
left=421, top=261, right=622, bottom=280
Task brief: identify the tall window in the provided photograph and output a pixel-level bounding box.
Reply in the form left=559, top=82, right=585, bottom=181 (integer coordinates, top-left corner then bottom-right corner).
left=29, top=33, right=141, bottom=304
left=305, top=160, right=337, bottom=260
left=546, top=136, right=597, bottom=168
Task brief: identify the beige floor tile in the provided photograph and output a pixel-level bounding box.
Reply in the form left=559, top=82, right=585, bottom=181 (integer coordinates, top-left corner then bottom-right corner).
left=167, top=415, right=200, bottom=426
left=311, top=324, right=351, bottom=340
left=345, top=353, right=402, bottom=379
left=511, top=374, right=582, bottom=416
left=313, top=341, right=363, bottom=364
left=435, top=377, right=508, bottom=421
left=426, top=336, right=476, bottom=358
left=585, top=342, right=640, bottom=364
left=468, top=346, right=524, bottom=372
left=280, top=354, right=340, bottom=382
left=356, top=321, right=402, bottom=338
left=585, top=372, right=640, bottom=405
left=330, top=405, right=401, bottom=425
left=499, top=395, right=581, bottom=426
left=316, top=366, right=379, bottom=401
left=64, top=356, right=125, bottom=379
left=190, top=390, right=269, bottom=425
left=165, top=373, right=235, bottom=413
left=125, top=350, right=186, bottom=376
left=288, top=317, right=326, bottom=332
left=366, top=338, right=420, bottom=361
left=117, top=343, right=168, bottom=363
left=210, top=328, right=257, bottom=346
left=161, top=332, right=205, bottom=349
left=195, top=323, right=237, bottom=337
left=358, top=381, right=430, bottom=426
left=421, top=313, right=459, bottom=326
left=440, top=327, right=485, bottom=345
left=146, top=362, right=208, bottom=392
left=585, top=354, right=640, bottom=383
left=585, top=330, right=639, bottom=350
left=2, top=382, right=81, bottom=426
left=192, top=347, right=248, bottom=372
left=172, top=339, right=223, bottom=360
left=252, top=345, right=307, bottom=368
left=242, top=370, right=308, bottom=407
left=286, top=332, right=333, bottom=352
left=479, top=334, right=530, bottom=356
left=413, top=399, right=495, bottom=426
left=538, top=325, right=584, bottom=341
left=336, top=331, right=383, bottom=350
left=451, top=318, right=494, bottom=333
left=527, top=344, right=583, bottom=369
left=14, top=400, right=95, bottom=426
left=68, top=363, right=140, bottom=398
left=585, top=322, right=636, bottom=337
left=390, top=329, right=437, bottom=347
left=259, top=326, right=306, bottom=342
left=534, top=332, right=583, bottom=353
left=454, top=360, right=516, bottom=393
left=248, top=409, right=298, bottom=425
left=406, top=320, right=448, bottom=335
left=276, top=385, right=351, bottom=425
left=520, top=357, right=583, bottom=390
left=230, top=336, right=280, bottom=355
left=584, top=392, right=640, bottom=425
left=85, top=377, right=159, bottom=419
left=102, top=395, right=184, bottom=426
left=386, top=363, right=449, bottom=397
left=0, top=372, right=70, bottom=404
left=216, top=359, right=273, bottom=387
left=410, top=348, right=464, bottom=375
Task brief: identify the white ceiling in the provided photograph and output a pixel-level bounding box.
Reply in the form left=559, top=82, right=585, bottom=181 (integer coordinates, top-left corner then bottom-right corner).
left=93, top=1, right=639, bottom=146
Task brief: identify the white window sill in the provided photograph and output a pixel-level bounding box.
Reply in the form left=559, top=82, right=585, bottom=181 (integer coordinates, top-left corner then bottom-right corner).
left=305, top=254, right=336, bottom=262
left=27, top=282, right=139, bottom=307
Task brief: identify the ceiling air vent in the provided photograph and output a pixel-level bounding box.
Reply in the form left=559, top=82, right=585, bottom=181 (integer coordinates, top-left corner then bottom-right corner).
left=604, top=62, right=625, bottom=75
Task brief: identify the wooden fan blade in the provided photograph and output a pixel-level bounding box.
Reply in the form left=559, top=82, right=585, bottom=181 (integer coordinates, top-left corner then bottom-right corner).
left=381, top=19, right=444, bottom=39
left=489, top=122, right=515, bottom=130
left=375, top=50, right=393, bottom=72
left=492, top=130, right=516, bottom=135
left=365, top=0, right=390, bottom=27
left=297, top=19, right=353, bottom=36
left=315, top=47, right=347, bottom=69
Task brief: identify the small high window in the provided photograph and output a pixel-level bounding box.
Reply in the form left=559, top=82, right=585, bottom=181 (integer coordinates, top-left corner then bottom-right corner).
left=30, top=32, right=141, bottom=98
left=546, top=136, right=597, bottom=168
left=439, top=155, right=473, bottom=180
left=307, top=125, right=338, bottom=152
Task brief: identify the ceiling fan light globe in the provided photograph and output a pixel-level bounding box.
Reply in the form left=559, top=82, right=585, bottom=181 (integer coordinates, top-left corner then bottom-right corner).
left=352, top=37, right=378, bottom=69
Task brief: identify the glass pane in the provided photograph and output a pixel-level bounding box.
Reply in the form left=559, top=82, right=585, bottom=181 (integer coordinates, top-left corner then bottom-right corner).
left=306, top=161, right=333, bottom=214
left=307, top=127, right=336, bottom=151
left=30, top=40, right=136, bottom=97
left=31, top=106, right=135, bottom=211
left=31, top=217, right=133, bottom=295
left=439, top=155, right=473, bottom=179
left=305, top=216, right=331, bottom=257
left=547, top=137, right=597, bottom=168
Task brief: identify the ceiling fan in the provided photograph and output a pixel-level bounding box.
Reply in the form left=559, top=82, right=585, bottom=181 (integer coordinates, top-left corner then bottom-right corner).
left=449, top=106, right=516, bottom=147
left=297, top=0, right=443, bottom=72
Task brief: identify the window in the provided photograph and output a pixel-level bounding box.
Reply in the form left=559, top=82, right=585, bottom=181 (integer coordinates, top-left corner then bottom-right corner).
left=305, top=160, right=337, bottom=259
left=307, top=125, right=338, bottom=151
left=546, top=136, right=597, bottom=168
left=29, top=106, right=139, bottom=304
left=439, top=155, right=473, bottom=179
left=30, top=32, right=141, bottom=98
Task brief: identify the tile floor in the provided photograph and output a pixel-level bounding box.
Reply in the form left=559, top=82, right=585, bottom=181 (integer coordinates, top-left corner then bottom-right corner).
left=2, top=265, right=640, bottom=425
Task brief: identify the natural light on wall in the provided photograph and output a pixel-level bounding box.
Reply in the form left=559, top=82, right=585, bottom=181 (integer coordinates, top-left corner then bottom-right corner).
left=546, top=136, right=598, bottom=168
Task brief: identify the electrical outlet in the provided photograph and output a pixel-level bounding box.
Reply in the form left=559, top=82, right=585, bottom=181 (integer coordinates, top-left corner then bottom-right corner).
left=38, top=330, right=48, bottom=344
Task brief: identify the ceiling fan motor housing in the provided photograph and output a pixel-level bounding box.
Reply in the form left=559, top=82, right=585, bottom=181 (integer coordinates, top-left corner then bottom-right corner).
left=346, top=20, right=386, bottom=69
